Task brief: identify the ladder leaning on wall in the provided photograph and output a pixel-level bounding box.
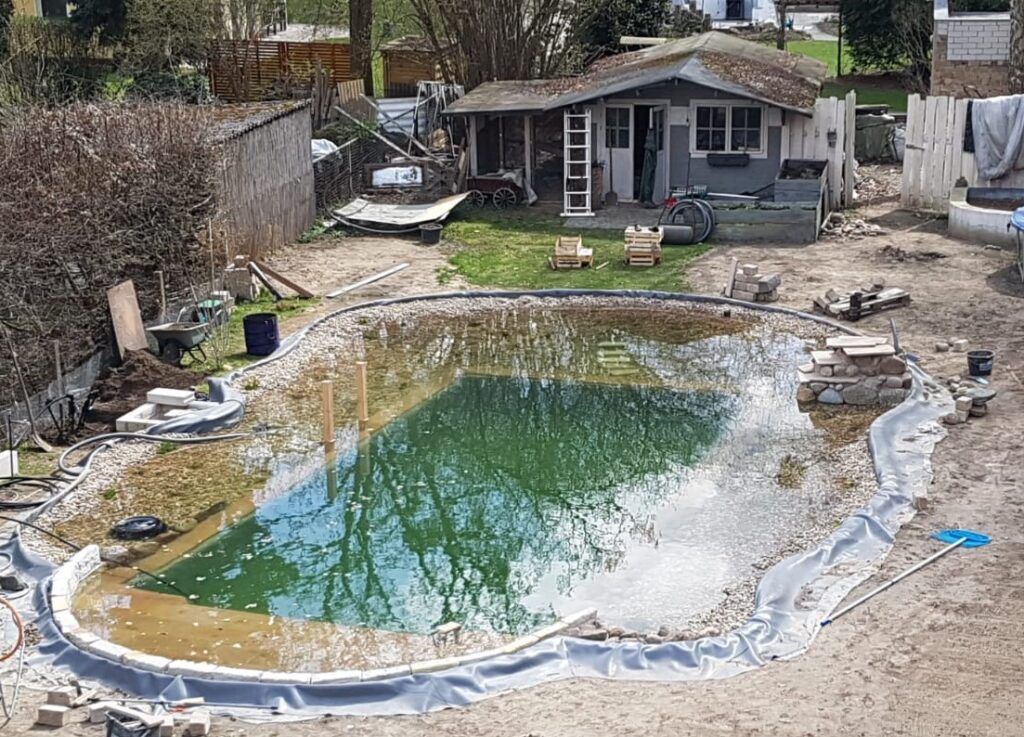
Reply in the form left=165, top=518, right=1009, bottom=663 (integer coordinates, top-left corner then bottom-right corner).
left=562, top=110, right=594, bottom=217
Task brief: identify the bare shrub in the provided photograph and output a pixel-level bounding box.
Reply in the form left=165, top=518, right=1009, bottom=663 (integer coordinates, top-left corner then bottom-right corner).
left=0, top=103, right=219, bottom=407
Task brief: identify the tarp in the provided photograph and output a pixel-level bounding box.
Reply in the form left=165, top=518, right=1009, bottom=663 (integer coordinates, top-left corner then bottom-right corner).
left=11, top=291, right=951, bottom=717
left=333, top=193, right=469, bottom=228
left=972, top=95, right=1024, bottom=180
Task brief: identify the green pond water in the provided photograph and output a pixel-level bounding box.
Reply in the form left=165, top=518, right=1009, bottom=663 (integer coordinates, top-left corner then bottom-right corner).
left=140, top=375, right=733, bottom=635
left=137, top=305, right=839, bottom=634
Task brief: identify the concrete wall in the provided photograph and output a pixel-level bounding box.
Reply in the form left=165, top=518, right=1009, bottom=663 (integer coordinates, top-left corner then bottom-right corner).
left=932, top=1, right=1011, bottom=97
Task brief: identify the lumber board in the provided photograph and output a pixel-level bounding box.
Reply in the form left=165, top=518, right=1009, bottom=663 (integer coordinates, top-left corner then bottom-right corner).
left=106, top=281, right=148, bottom=358
left=252, top=260, right=314, bottom=298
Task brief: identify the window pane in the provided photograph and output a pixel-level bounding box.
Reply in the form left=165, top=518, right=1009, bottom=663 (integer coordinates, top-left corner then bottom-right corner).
left=696, top=107, right=710, bottom=127
left=745, top=130, right=760, bottom=149
left=711, top=130, right=726, bottom=150
left=712, top=107, right=727, bottom=127
left=743, top=107, right=761, bottom=127
left=618, top=129, right=629, bottom=148
left=695, top=130, right=710, bottom=150
left=731, top=130, right=746, bottom=150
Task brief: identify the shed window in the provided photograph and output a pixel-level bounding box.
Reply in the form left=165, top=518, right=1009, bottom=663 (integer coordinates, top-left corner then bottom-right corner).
left=693, top=103, right=764, bottom=154
left=606, top=107, right=630, bottom=149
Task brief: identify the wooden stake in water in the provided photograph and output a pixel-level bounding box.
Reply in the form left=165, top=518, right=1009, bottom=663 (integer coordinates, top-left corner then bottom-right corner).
left=321, top=379, right=335, bottom=452
left=356, top=361, right=369, bottom=434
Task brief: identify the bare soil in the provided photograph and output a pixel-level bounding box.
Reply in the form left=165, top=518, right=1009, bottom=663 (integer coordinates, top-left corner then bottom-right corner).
left=86, top=350, right=200, bottom=431
left=7, top=204, right=1024, bottom=736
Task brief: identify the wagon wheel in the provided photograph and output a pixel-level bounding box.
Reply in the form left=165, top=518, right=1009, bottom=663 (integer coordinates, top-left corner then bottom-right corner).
left=492, top=187, right=518, bottom=209
left=467, top=190, right=487, bottom=208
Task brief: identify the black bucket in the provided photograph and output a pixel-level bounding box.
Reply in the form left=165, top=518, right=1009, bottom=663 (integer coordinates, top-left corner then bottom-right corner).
left=243, top=312, right=280, bottom=356
left=420, top=222, right=442, bottom=245
left=967, top=349, right=995, bottom=377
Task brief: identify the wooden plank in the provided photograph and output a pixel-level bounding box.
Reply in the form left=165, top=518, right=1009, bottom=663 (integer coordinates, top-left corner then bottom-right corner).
left=829, top=96, right=843, bottom=210
left=939, top=96, right=957, bottom=204
left=924, top=95, right=943, bottom=210
left=843, top=90, right=856, bottom=208
left=901, top=94, right=920, bottom=208
left=325, top=262, right=410, bottom=299
left=950, top=97, right=968, bottom=187
left=106, top=281, right=148, bottom=358
left=252, top=260, right=314, bottom=298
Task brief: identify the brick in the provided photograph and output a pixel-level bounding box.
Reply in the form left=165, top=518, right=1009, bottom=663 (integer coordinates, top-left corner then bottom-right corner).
left=36, top=705, right=71, bottom=727
left=160, top=715, right=175, bottom=737
left=184, top=711, right=211, bottom=737
left=89, top=702, right=116, bottom=724
left=46, top=687, right=77, bottom=707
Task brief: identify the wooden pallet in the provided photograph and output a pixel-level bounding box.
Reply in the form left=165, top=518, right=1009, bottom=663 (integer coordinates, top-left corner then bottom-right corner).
left=813, top=286, right=911, bottom=321
left=551, top=235, right=593, bottom=269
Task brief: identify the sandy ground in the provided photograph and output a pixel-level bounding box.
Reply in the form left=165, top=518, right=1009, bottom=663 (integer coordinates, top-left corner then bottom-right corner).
left=6, top=205, right=1024, bottom=736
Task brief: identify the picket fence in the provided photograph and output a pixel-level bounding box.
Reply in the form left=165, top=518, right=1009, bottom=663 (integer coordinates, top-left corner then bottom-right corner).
left=781, top=91, right=857, bottom=210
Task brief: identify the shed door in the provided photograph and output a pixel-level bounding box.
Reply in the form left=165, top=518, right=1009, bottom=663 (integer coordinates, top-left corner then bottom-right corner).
left=605, top=106, right=632, bottom=201
left=651, top=106, right=667, bottom=203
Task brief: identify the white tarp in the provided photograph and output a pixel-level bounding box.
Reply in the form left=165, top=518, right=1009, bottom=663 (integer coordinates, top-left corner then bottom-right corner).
left=972, top=95, right=1024, bottom=180
left=333, top=193, right=469, bottom=227
left=311, top=138, right=339, bottom=162
left=371, top=165, right=424, bottom=188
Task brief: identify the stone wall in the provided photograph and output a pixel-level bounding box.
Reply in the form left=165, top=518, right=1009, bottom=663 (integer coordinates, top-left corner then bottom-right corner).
left=931, top=5, right=1011, bottom=97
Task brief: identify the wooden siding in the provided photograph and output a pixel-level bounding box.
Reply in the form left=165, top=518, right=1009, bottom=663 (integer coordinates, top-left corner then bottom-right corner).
left=382, top=50, right=440, bottom=97
left=209, top=40, right=355, bottom=103
left=216, top=106, right=315, bottom=256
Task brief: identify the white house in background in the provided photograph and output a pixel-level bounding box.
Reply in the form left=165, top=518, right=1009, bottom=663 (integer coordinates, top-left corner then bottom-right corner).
left=675, top=0, right=778, bottom=23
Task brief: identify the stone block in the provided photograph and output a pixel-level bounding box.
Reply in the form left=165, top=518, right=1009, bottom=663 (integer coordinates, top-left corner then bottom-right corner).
left=884, top=375, right=905, bottom=389
left=67, top=629, right=101, bottom=649
left=36, top=705, right=71, bottom=727
left=160, top=715, right=175, bottom=737
left=46, top=687, right=77, bottom=707
left=166, top=660, right=218, bottom=679
left=819, top=365, right=833, bottom=377
left=951, top=339, right=969, bottom=352
left=741, top=263, right=759, bottom=276
left=53, top=609, right=80, bottom=635
left=184, top=711, right=211, bottom=737
left=410, top=657, right=462, bottom=675
left=122, top=650, right=173, bottom=672
left=88, top=639, right=132, bottom=663
left=208, top=665, right=263, bottom=682
left=731, top=288, right=757, bottom=302
left=842, top=384, right=879, bottom=406
left=360, top=664, right=412, bottom=681
left=308, top=670, right=361, bottom=685
left=818, top=388, right=843, bottom=404
left=257, top=671, right=311, bottom=685
left=89, top=702, right=116, bottom=724
left=955, top=396, right=974, bottom=413
left=49, top=594, right=70, bottom=613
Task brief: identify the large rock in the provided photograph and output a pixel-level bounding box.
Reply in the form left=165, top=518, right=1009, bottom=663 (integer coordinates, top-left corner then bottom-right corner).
left=842, top=383, right=878, bottom=405
left=879, top=356, right=907, bottom=375
left=818, top=388, right=844, bottom=404
left=879, top=388, right=908, bottom=404
left=796, top=384, right=816, bottom=403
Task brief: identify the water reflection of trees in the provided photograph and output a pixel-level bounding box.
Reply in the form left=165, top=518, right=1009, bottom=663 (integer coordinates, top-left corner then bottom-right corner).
left=149, top=376, right=734, bottom=635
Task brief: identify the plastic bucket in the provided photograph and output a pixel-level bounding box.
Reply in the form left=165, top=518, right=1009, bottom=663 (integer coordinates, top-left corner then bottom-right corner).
left=243, top=312, right=280, bottom=356
left=420, top=222, right=443, bottom=245
left=967, top=349, right=995, bottom=377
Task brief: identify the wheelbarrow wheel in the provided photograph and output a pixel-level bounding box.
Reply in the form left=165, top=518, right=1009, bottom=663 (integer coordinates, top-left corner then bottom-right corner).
left=467, top=190, right=487, bottom=208
left=492, top=187, right=517, bottom=209
left=159, top=340, right=185, bottom=366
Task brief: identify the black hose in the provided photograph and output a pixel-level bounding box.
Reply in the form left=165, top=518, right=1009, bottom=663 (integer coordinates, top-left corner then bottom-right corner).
left=0, top=513, right=192, bottom=599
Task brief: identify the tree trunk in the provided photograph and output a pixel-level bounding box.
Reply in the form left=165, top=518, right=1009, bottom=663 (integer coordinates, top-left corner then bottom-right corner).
left=776, top=1, right=787, bottom=50
left=350, top=0, right=374, bottom=96
left=1011, top=0, right=1024, bottom=93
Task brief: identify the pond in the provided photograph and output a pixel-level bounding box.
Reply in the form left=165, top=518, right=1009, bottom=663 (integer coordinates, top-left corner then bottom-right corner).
left=72, top=300, right=873, bottom=669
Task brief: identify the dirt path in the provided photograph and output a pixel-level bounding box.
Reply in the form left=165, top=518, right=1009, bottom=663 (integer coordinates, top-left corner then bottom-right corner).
left=7, top=210, right=1024, bottom=736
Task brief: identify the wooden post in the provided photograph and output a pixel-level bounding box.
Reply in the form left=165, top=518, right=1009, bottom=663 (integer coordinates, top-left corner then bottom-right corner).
left=355, top=361, right=369, bottom=434
left=155, top=270, right=166, bottom=320
left=523, top=114, right=533, bottom=193
left=53, top=340, right=64, bottom=397
left=321, top=380, right=335, bottom=451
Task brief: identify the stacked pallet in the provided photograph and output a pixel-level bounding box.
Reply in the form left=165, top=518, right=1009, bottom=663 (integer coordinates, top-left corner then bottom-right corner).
left=624, top=226, right=663, bottom=267
left=796, top=335, right=912, bottom=406
left=727, top=262, right=780, bottom=303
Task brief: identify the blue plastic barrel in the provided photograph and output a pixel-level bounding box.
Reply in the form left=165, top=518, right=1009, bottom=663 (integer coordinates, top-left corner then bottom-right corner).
left=242, top=312, right=279, bottom=356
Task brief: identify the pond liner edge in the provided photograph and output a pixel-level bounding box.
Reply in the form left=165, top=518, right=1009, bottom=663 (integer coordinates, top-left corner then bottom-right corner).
left=11, top=290, right=953, bottom=716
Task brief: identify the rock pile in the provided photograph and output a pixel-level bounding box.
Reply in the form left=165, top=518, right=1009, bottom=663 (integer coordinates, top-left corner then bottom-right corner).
left=942, top=377, right=996, bottom=425
left=797, top=335, right=912, bottom=406
left=728, top=262, right=780, bottom=303
left=821, top=212, right=887, bottom=239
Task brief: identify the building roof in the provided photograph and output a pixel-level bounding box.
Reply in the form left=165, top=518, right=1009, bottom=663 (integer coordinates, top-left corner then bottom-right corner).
left=207, top=100, right=311, bottom=142
left=445, top=32, right=827, bottom=116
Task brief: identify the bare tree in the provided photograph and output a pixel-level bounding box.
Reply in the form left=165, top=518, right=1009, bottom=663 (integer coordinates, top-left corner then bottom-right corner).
left=775, top=0, right=787, bottom=50
left=1012, top=0, right=1024, bottom=93
left=408, top=0, right=576, bottom=89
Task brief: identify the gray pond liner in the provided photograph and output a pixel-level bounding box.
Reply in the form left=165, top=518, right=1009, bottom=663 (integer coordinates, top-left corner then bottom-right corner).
left=8, top=290, right=951, bottom=716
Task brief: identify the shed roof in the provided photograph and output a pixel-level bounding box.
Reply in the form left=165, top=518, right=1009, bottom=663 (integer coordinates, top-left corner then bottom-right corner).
left=207, top=100, right=311, bottom=142
left=445, top=32, right=827, bottom=116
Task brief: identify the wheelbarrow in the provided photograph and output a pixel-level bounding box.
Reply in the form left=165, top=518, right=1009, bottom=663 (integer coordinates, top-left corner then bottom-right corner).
left=147, top=322, right=209, bottom=366
left=1011, top=206, right=1024, bottom=283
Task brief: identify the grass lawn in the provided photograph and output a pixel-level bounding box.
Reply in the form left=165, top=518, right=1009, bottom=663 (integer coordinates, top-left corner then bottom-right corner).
left=822, top=80, right=908, bottom=112
left=443, top=209, right=708, bottom=292
left=182, top=295, right=320, bottom=376
left=786, top=40, right=856, bottom=78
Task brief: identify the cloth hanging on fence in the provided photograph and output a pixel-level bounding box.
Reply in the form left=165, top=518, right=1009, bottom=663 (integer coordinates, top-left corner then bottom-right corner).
left=971, top=95, right=1024, bottom=180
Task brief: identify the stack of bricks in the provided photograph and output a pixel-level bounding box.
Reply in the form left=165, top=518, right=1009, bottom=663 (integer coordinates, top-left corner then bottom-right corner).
left=729, top=263, right=780, bottom=303
left=797, top=335, right=912, bottom=406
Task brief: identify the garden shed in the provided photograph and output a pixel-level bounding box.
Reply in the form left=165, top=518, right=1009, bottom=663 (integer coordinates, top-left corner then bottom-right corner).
left=445, top=32, right=833, bottom=214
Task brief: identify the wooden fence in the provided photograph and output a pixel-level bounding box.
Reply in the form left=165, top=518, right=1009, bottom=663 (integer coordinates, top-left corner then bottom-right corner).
left=901, top=93, right=1024, bottom=211
left=780, top=91, right=856, bottom=210
left=209, top=40, right=355, bottom=103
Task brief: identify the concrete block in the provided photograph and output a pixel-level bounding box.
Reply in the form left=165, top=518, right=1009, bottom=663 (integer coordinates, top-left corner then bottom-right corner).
left=740, top=263, right=759, bottom=276
left=160, top=715, right=175, bottom=737
left=207, top=665, right=264, bottom=682
left=67, top=629, right=101, bottom=649
left=122, top=650, right=173, bottom=672
left=731, top=288, right=757, bottom=302
left=49, top=594, right=70, bottom=613
left=308, top=670, right=361, bottom=685
left=86, top=638, right=131, bottom=663
left=89, top=701, right=116, bottom=724
left=166, top=660, right=218, bottom=679
left=257, top=670, right=312, bottom=685
left=500, top=634, right=541, bottom=654
left=359, top=664, right=412, bottom=681
left=46, top=687, right=77, bottom=707
left=146, top=388, right=195, bottom=408
left=409, top=657, right=462, bottom=675
left=53, top=609, right=80, bottom=635
left=184, top=711, right=211, bottom=737
left=36, top=705, right=71, bottom=727
left=453, top=648, right=506, bottom=667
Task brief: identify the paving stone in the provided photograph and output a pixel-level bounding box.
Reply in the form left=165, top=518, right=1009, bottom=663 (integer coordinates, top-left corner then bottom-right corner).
left=741, top=263, right=759, bottom=276
left=36, top=705, right=71, bottom=727
left=184, top=711, right=211, bottom=737
left=46, top=687, right=76, bottom=707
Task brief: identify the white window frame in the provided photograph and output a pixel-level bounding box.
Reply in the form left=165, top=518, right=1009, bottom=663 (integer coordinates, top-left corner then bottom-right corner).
left=688, top=100, right=768, bottom=159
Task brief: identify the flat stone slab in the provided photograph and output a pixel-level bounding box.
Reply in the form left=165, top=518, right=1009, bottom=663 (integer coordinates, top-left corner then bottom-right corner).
left=797, top=370, right=861, bottom=385
left=826, top=336, right=888, bottom=348
left=810, top=350, right=845, bottom=365
left=843, top=345, right=896, bottom=357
